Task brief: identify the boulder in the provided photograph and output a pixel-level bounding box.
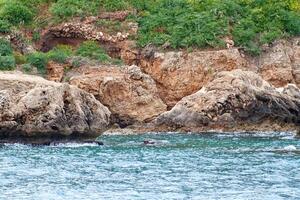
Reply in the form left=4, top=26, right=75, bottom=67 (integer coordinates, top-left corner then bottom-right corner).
left=139, top=48, right=249, bottom=108
left=156, top=69, right=300, bottom=132
left=0, top=72, right=111, bottom=140
left=69, top=65, right=167, bottom=127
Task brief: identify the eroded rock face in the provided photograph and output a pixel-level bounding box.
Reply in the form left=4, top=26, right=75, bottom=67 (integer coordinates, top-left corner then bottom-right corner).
left=139, top=48, right=249, bottom=108
left=259, top=40, right=294, bottom=87
left=69, top=65, right=167, bottom=127
left=259, top=37, right=300, bottom=87
left=0, top=72, right=111, bottom=139
left=156, top=70, right=300, bottom=132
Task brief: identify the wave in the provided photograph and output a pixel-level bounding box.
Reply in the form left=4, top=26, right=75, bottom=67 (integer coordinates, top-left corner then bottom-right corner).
left=49, top=142, right=103, bottom=148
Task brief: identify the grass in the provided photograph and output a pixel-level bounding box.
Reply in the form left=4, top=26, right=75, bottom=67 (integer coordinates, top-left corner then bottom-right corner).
left=0, top=0, right=298, bottom=57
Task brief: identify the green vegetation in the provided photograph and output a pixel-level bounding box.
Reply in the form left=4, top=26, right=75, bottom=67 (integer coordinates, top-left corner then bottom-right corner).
left=47, top=45, right=73, bottom=64
left=0, top=0, right=299, bottom=59
left=0, top=2, right=34, bottom=25
left=76, top=41, right=112, bottom=63
left=0, top=38, right=15, bottom=70
left=0, top=19, right=11, bottom=33
left=26, top=52, right=48, bottom=73
left=135, top=0, right=300, bottom=55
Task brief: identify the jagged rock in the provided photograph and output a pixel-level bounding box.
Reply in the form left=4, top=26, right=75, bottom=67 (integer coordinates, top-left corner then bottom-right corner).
left=156, top=70, right=300, bottom=132
left=69, top=65, right=167, bottom=127
left=139, top=48, right=249, bottom=108
left=0, top=72, right=111, bottom=140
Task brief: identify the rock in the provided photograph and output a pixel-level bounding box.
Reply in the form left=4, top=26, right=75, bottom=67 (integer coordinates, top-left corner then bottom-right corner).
left=139, top=48, right=249, bottom=108
left=69, top=65, right=167, bottom=127
left=156, top=69, right=300, bottom=132
left=259, top=39, right=295, bottom=87
left=291, top=38, right=300, bottom=86
left=0, top=72, right=111, bottom=140
left=46, top=61, right=65, bottom=82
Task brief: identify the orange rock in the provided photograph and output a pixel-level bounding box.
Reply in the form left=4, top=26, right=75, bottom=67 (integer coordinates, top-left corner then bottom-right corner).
left=69, top=65, right=167, bottom=126
left=139, top=48, right=249, bottom=108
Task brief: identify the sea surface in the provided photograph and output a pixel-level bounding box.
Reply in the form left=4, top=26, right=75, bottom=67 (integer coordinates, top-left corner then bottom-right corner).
left=0, top=132, right=300, bottom=200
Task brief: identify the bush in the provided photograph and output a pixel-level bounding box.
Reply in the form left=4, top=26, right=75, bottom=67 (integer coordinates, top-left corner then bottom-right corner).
left=47, top=45, right=73, bottom=63
left=0, top=39, right=13, bottom=56
left=27, top=52, right=48, bottom=73
left=0, top=56, right=16, bottom=70
left=136, top=0, right=300, bottom=54
left=76, top=41, right=111, bottom=63
left=0, top=19, right=11, bottom=33
left=0, top=2, right=34, bottom=25
left=14, top=52, right=27, bottom=65
left=21, top=63, right=33, bottom=73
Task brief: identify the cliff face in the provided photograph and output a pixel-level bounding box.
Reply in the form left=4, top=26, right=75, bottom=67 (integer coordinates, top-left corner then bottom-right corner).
left=156, top=70, right=300, bottom=132
left=0, top=72, right=111, bottom=140
left=138, top=48, right=249, bottom=108
left=2, top=37, right=300, bottom=140
left=259, top=38, right=300, bottom=87
left=69, top=65, right=167, bottom=127
left=41, top=37, right=300, bottom=134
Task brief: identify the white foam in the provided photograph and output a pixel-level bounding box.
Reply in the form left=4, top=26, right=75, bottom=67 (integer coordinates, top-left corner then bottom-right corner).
left=50, top=142, right=100, bottom=148
left=283, top=145, right=297, bottom=151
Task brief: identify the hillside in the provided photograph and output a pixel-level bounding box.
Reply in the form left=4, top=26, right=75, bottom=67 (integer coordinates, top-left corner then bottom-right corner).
left=0, top=0, right=299, bottom=74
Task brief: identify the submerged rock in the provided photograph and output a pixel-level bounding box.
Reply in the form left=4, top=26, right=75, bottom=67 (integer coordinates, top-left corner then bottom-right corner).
left=0, top=72, right=111, bottom=140
left=156, top=69, right=300, bottom=132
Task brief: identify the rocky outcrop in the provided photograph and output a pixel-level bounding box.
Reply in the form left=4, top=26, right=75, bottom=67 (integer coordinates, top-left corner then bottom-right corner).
left=40, top=14, right=138, bottom=52
left=139, top=48, right=249, bottom=108
left=0, top=72, right=111, bottom=140
left=69, top=65, right=167, bottom=127
left=259, top=37, right=300, bottom=87
left=156, top=70, right=300, bottom=132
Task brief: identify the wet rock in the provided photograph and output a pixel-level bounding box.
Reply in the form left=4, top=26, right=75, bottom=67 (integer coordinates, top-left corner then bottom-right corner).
left=0, top=72, right=111, bottom=140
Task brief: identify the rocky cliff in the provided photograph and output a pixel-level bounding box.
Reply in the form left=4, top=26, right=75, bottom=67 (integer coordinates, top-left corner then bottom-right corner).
left=2, top=37, right=300, bottom=140
left=0, top=72, right=111, bottom=141
left=156, top=70, right=300, bottom=132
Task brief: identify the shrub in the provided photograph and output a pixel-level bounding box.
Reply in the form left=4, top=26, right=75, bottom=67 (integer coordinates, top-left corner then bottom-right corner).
left=47, top=45, right=73, bottom=63
left=14, top=52, right=27, bottom=65
left=21, top=63, right=33, bottom=73
left=76, top=41, right=111, bottom=63
left=0, top=19, right=11, bottom=33
left=0, top=39, right=13, bottom=56
left=0, top=55, right=16, bottom=70
left=0, top=2, right=34, bottom=25
left=27, top=52, right=48, bottom=73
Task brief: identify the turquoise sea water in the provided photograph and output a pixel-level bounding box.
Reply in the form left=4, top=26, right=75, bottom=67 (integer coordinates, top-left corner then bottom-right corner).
left=0, top=132, right=300, bottom=200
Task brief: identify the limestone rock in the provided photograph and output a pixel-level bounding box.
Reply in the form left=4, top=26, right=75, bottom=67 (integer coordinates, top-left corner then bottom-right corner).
left=139, top=48, right=249, bottom=108
left=69, top=65, right=167, bottom=127
left=0, top=72, right=111, bottom=139
left=259, top=39, right=295, bottom=87
left=156, top=69, right=300, bottom=132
